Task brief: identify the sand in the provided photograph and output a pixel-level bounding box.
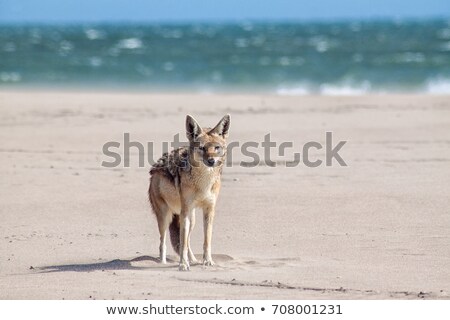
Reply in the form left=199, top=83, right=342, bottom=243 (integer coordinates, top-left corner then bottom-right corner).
left=0, top=90, right=449, bottom=299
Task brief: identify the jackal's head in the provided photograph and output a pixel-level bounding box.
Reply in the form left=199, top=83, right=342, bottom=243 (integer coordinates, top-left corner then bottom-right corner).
left=186, top=114, right=230, bottom=168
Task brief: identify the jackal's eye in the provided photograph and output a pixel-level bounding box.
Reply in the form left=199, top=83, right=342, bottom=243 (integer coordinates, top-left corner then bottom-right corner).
left=214, top=146, right=221, bottom=151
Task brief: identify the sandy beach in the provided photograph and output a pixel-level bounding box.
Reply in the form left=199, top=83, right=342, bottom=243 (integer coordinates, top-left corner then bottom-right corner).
left=0, top=90, right=449, bottom=299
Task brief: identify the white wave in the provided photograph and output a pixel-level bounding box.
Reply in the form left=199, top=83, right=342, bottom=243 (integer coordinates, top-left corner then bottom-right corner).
left=0, top=72, right=21, bottom=83
left=234, top=38, right=249, bottom=48
left=319, top=81, right=371, bottom=96
left=437, top=28, right=450, bottom=40
left=59, top=40, right=73, bottom=52
left=3, top=42, right=16, bottom=52
left=440, top=41, right=450, bottom=52
left=426, top=79, right=450, bottom=94
left=308, top=36, right=330, bottom=53
left=161, top=29, right=183, bottom=39
left=395, top=52, right=425, bottom=63
left=89, top=57, right=103, bottom=67
left=116, top=38, right=143, bottom=49
left=276, top=86, right=310, bottom=96
left=276, top=82, right=372, bottom=96
left=85, top=29, right=105, bottom=40
left=163, top=62, right=175, bottom=72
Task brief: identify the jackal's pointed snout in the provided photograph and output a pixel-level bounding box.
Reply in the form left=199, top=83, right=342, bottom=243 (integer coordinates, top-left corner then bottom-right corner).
left=206, top=158, right=216, bottom=167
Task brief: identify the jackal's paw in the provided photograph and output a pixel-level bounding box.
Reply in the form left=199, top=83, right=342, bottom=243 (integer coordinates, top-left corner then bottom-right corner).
left=189, top=256, right=199, bottom=264
left=160, top=259, right=167, bottom=264
left=202, top=259, right=215, bottom=266
left=179, top=263, right=190, bottom=271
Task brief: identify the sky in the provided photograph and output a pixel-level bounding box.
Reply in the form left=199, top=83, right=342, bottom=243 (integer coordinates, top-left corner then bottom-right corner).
left=0, top=0, right=449, bottom=23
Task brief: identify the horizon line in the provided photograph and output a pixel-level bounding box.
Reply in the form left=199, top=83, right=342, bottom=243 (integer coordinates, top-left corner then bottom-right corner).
left=1, top=15, right=449, bottom=25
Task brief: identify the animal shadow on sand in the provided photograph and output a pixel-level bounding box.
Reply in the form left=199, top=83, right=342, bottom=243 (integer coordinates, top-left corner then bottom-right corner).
left=37, top=255, right=176, bottom=273
left=36, top=254, right=233, bottom=273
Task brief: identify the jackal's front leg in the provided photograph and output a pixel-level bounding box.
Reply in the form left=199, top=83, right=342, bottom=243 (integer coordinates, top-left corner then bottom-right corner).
left=202, top=204, right=216, bottom=266
left=179, top=206, right=193, bottom=271
left=187, top=210, right=198, bottom=264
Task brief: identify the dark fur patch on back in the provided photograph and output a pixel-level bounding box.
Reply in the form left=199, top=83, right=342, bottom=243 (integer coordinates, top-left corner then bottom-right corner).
left=149, top=147, right=190, bottom=182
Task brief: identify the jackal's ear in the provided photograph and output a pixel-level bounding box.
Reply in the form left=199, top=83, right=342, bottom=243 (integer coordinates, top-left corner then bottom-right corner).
left=209, top=114, right=230, bottom=138
left=186, top=115, right=203, bottom=142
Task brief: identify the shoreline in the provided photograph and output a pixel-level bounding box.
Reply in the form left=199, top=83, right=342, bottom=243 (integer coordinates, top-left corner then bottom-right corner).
left=1, top=86, right=450, bottom=96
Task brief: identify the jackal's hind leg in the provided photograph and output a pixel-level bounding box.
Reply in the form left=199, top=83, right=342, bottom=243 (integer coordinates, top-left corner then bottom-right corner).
left=156, top=211, right=172, bottom=264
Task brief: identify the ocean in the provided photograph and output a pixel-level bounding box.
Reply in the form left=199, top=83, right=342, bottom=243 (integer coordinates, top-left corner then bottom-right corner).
left=1, top=19, right=450, bottom=94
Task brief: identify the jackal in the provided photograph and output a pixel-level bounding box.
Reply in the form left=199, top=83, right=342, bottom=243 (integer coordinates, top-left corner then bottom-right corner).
left=149, top=114, right=230, bottom=271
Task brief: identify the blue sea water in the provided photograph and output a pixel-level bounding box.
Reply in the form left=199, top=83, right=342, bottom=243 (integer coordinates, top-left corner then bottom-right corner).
left=1, top=19, right=450, bottom=94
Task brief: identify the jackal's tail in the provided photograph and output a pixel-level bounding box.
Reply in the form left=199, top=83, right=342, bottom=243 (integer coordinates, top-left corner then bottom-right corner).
left=169, top=214, right=180, bottom=255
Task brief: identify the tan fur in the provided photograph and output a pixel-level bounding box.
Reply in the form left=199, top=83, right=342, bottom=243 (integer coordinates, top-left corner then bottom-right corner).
left=149, top=114, right=230, bottom=271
